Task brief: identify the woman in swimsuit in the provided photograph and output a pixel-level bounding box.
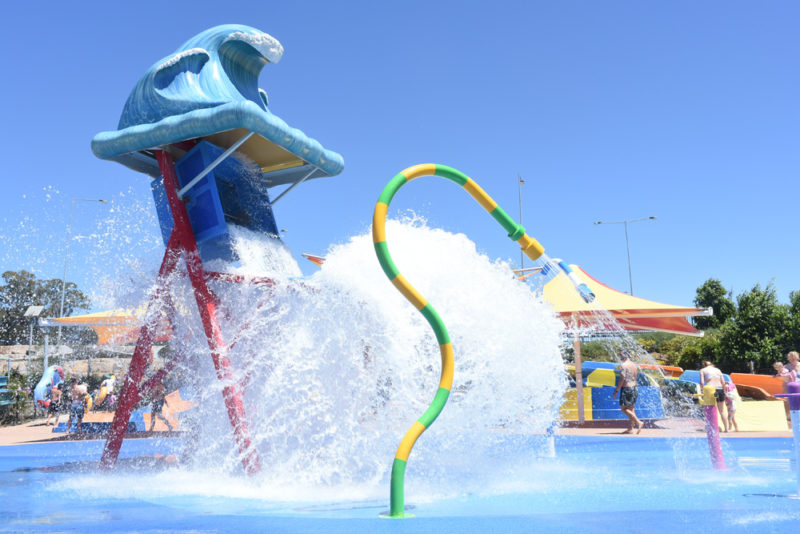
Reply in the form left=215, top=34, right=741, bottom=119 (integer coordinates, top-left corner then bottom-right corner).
left=700, top=360, right=728, bottom=432
left=786, top=351, right=800, bottom=376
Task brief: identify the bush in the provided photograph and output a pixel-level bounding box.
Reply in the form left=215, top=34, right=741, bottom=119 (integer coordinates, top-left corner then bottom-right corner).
left=0, top=370, right=31, bottom=424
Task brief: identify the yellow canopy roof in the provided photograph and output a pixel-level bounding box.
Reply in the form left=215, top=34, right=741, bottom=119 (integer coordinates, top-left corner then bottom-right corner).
left=42, top=307, right=170, bottom=345
left=542, top=265, right=712, bottom=336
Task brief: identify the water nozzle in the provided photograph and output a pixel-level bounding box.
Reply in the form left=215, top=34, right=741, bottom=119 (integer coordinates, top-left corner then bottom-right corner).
left=577, top=284, right=596, bottom=304
left=517, top=233, right=544, bottom=261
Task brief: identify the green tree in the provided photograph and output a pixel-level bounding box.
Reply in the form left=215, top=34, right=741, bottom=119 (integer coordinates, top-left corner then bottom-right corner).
left=716, top=283, right=790, bottom=372
left=666, top=331, right=720, bottom=370
left=693, top=278, right=735, bottom=329
left=632, top=332, right=678, bottom=354
left=784, top=290, right=800, bottom=352
left=577, top=340, right=618, bottom=361
left=0, top=370, right=30, bottom=424
left=647, top=280, right=800, bottom=374
left=0, top=270, right=90, bottom=345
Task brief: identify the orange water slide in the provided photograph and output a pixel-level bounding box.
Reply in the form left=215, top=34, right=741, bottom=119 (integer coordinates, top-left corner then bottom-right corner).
left=730, top=373, right=785, bottom=396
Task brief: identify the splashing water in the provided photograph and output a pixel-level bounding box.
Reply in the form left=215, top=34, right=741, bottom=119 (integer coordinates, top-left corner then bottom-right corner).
left=524, top=253, right=728, bottom=476
left=0, top=186, right=164, bottom=314
left=25, top=200, right=712, bottom=503
left=128, top=216, right=567, bottom=501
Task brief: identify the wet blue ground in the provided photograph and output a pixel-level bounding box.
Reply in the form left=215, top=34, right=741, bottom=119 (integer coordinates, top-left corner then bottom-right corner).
left=1, top=436, right=799, bottom=533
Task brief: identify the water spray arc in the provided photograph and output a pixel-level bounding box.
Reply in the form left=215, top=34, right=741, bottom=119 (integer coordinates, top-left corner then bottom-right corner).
left=373, top=163, right=593, bottom=518
left=540, top=259, right=596, bottom=304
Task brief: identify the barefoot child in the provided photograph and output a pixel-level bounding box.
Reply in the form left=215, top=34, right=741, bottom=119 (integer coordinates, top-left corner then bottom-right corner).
left=44, top=383, right=63, bottom=426
left=66, top=382, right=88, bottom=435
left=774, top=361, right=795, bottom=419
left=724, top=381, right=739, bottom=432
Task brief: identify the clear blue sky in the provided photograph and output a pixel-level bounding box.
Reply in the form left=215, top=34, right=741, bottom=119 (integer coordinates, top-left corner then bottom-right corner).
left=1, top=1, right=797, bottom=313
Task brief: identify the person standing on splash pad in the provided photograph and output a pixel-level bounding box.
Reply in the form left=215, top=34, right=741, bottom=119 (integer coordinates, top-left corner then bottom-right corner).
left=613, top=353, right=642, bottom=434
left=724, top=381, right=739, bottom=432
left=700, top=360, right=729, bottom=433
left=66, top=381, right=88, bottom=435
left=148, top=383, right=173, bottom=432
left=45, top=383, right=63, bottom=426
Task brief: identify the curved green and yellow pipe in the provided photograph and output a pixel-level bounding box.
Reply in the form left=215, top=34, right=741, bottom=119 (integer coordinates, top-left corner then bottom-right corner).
left=372, top=164, right=545, bottom=518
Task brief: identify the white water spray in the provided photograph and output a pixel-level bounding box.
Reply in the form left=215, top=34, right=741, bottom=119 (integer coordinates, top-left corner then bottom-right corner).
left=146, top=216, right=566, bottom=499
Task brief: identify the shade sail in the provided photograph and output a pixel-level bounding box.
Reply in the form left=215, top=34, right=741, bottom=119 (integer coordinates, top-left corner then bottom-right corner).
left=301, top=253, right=325, bottom=267
left=304, top=255, right=709, bottom=336
left=541, top=265, right=711, bottom=336
left=41, top=308, right=171, bottom=345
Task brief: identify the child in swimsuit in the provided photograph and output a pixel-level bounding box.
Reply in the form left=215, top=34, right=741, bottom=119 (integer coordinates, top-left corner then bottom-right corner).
left=724, top=382, right=739, bottom=432
left=66, top=383, right=87, bottom=435
left=774, top=362, right=796, bottom=386
left=45, top=384, right=62, bottom=426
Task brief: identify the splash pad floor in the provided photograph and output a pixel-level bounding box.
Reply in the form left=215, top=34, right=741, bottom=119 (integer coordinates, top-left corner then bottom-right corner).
left=1, top=435, right=799, bottom=533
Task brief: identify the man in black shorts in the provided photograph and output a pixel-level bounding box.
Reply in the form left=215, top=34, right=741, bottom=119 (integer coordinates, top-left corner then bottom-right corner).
left=66, top=381, right=88, bottom=435
left=45, top=383, right=63, bottom=426
left=613, top=353, right=642, bottom=434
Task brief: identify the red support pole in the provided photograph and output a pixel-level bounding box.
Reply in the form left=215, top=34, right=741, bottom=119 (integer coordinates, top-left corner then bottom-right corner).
left=156, top=150, right=261, bottom=475
left=100, top=239, right=181, bottom=469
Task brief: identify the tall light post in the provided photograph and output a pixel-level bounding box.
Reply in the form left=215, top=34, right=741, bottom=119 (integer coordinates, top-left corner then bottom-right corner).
left=24, top=305, right=43, bottom=380
left=57, top=198, right=108, bottom=347
left=593, top=216, right=656, bottom=295
left=518, top=174, right=525, bottom=269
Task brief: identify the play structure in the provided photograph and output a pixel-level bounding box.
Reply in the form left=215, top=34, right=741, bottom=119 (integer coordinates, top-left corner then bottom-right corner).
left=14, top=16, right=800, bottom=533
left=729, top=372, right=785, bottom=398
left=33, top=365, right=64, bottom=409
left=84, top=22, right=740, bottom=522
left=372, top=164, right=594, bottom=517
left=91, top=24, right=343, bottom=473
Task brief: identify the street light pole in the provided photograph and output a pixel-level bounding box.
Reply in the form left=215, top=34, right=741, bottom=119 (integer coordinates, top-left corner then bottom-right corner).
left=622, top=221, right=633, bottom=296
left=518, top=174, right=525, bottom=269
left=57, top=198, right=107, bottom=347
left=24, top=305, right=44, bottom=380
left=593, top=216, right=656, bottom=295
